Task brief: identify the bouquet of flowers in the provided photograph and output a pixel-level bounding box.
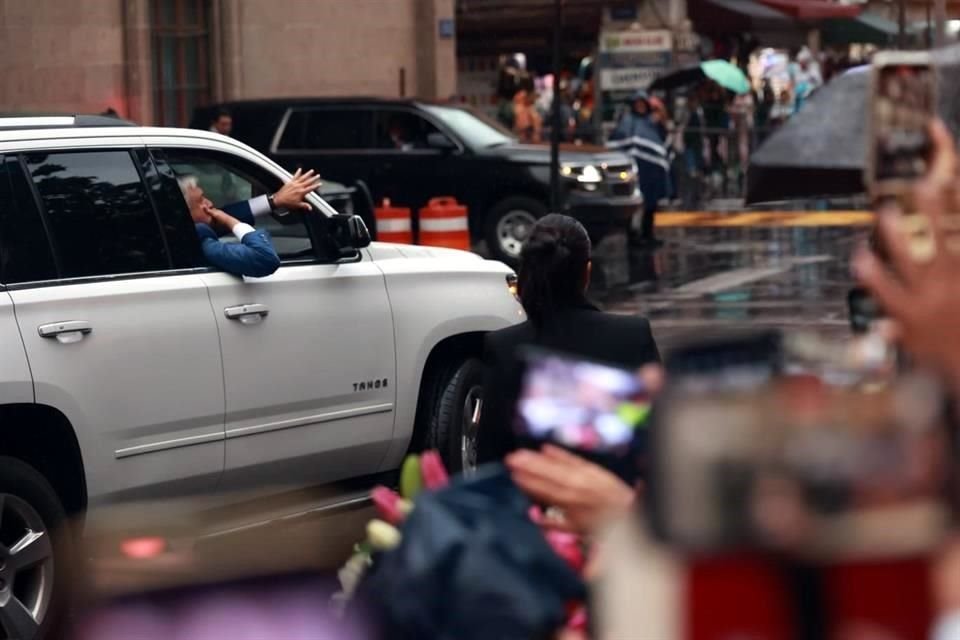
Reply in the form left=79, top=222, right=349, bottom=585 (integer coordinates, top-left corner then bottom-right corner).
left=332, top=451, right=589, bottom=636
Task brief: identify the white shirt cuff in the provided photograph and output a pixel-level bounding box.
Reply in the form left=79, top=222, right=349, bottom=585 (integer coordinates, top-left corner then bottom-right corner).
left=249, top=195, right=272, bottom=218
left=231, top=222, right=256, bottom=241
left=934, top=612, right=960, bottom=640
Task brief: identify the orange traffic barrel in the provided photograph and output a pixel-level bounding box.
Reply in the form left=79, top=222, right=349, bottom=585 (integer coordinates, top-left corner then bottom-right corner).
left=374, top=199, right=413, bottom=244
left=419, top=197, right=470, bottom=251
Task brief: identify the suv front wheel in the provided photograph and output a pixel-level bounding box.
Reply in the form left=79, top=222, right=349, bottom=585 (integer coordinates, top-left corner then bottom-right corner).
left=484, top=197, right=546, bottom=265
left=424, top=358, right=485, bottom=474
left=0, top=457, right=70, bottom=640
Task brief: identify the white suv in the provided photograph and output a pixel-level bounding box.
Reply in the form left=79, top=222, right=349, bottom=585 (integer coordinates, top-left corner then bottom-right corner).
left=0, top=116, right=521, bottom=638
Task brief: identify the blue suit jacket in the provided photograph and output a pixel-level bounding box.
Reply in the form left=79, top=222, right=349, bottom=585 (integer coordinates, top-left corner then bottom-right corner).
left=195, top=198, right=281, bottom=278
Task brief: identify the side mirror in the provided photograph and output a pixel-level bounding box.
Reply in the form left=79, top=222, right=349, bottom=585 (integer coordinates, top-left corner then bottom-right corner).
left=426, top=132, right=456, bottom=152
left=347, top=214, right=372, bottom=248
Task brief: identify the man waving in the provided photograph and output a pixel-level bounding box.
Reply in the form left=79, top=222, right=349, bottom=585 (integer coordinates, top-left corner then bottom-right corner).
left=179, top=169, right=321, bottom=277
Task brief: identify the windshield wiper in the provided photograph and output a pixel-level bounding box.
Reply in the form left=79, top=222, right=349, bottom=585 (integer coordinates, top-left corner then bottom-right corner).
left=486, top=141, right=512, bottom=149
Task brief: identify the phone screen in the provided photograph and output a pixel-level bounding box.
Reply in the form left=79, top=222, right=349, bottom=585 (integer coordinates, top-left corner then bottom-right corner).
left=514, top=351, right=650, bottom=456
left=870, top=61, right=935, bottom=188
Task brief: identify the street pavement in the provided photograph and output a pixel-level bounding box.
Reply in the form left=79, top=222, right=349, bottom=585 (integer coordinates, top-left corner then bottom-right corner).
left=592, top=210, right=873, bottom=350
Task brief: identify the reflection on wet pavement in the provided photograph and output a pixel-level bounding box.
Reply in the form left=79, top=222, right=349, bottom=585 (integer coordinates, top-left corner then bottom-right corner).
left=592, top=224, right=871, bottom=349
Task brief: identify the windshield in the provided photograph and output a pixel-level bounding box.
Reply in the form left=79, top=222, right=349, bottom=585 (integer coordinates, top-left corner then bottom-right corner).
left=421, top=104, right=516, bottom=150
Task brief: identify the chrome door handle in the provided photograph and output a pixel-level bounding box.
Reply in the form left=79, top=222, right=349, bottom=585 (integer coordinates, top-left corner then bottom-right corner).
left=38, top=321, right=92, bottom=344
left=224, top=303, right=269, bottom=325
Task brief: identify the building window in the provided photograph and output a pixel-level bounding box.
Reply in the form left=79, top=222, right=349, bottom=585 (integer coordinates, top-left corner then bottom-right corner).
left=151, top=0, right=212, bottom=127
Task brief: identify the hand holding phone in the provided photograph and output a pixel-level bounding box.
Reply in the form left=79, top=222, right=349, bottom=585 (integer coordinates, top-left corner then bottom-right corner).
left=866, top=51, right=936, bottom=196
left=513, top=350, right=652, bottom=479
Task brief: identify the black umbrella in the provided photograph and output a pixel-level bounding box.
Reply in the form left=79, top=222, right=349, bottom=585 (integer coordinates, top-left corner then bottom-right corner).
left=746, top=66, right=869, bottom=204
left=746, top=44, right=960, bottom=204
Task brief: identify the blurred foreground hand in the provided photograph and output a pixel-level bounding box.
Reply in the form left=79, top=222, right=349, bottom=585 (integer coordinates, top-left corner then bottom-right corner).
left=506, top=445, right=636, bottom=535
left=853, top=120, right=960, bottom=392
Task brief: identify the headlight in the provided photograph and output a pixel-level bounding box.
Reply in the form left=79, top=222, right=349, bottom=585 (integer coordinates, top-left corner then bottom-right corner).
left=577, top=165, right=603, bottom=183
left=560, top=164, right=604, bottom=184
left=506, top=273, right=519, bottom=301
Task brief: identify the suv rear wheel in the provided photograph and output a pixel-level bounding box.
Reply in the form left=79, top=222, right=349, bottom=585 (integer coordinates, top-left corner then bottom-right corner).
left=0, top=457, right=70, bottom=640
left=484, top=197, right=547, bottom=264
left=424, top=358, right=485, bottom=474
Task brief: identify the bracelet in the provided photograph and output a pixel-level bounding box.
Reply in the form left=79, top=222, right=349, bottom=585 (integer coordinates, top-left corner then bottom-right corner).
left=268, top=193, right=277, bottom=212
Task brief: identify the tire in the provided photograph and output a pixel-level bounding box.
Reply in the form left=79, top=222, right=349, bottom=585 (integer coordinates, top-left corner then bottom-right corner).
left=484, top=196, right=547, bottom=265
left=0, top=457, right=72, bottom=640
left=424, top=358, right=485, bottom=474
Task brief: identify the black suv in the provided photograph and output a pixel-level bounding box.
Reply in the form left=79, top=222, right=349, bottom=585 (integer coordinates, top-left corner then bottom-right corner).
left=192, top=99, right=643, bottom=262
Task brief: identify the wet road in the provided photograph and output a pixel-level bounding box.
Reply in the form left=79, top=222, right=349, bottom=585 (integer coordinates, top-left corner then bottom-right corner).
left=591, top=210, right=874, bottom=349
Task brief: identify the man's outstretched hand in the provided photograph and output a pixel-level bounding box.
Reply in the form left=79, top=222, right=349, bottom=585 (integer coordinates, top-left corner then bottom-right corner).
left=274, top=168, right=322, bottom=211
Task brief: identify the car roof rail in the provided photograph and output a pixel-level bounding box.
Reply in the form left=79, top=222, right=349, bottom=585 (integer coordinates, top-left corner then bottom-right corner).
left=0, top=114, right=137, bottom=130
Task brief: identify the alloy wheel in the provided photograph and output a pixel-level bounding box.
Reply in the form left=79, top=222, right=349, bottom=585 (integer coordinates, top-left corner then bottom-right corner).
left=495, top=210, right=537, bottom=259
left=0, top=494, right=54, bottom=640
left=461, top=385, right=483, bottom=473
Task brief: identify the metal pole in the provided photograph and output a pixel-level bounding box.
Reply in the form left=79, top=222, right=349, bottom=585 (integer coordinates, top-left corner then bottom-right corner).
left=935, top=0, right=947, bottom=48
left=898, top=0, right=907, bottom=49
left=550, top=0, right=563, bottom=213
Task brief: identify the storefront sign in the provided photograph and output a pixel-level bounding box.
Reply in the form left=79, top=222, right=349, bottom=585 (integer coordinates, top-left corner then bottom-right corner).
left=598, top=51, right=672, bottom=69
left=674, top=32, right=700, bottom=53
left=600, top=67, right=662, bottom=91
left=600, top=30, right=673, bottom=54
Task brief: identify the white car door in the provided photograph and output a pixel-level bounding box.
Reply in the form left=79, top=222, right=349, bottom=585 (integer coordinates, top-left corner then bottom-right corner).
left=3, top=148, right=226, bottom=505
left=155, top=147, right=396, bottom=491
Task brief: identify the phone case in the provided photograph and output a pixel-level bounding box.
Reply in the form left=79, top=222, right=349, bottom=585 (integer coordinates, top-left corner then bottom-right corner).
left=865, top=51, right=937, bottom=198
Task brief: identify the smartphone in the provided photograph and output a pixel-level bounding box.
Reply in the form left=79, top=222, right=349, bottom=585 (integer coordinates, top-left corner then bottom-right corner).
left=647, top=332, right=949, bottom=559
left=865, top=51, right=936, bottom=197
left=513, top=349, right=651, bottom=478
left=848, top=286, right=882, bottom=334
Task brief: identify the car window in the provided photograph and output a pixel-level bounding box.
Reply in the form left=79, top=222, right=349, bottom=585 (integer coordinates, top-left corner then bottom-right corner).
left=24, top=150, right=169, bottom=279
left=373, top=110, right=448, bottom=150
left=163, top=149, right=314, bottom=261
left=420, top=104, right=516, bottom=149
left=0, top=155, right=58, bottom=284
left=278, top=109, right=373, bottom=150
left=136, top=148, right=205, bottom=270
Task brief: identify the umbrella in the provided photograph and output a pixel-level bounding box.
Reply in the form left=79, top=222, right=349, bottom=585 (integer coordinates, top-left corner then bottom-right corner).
left=356, top=464, right=585, bottom=640
left=746, top=44, right=960, bottom=204
left=746, top=65, right=869, bottom=204
left=650, top=59, right=751, bottom=94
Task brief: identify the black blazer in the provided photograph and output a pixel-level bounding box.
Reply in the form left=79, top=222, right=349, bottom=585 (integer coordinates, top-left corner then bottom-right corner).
left=476, top=303, right=661, bottom=463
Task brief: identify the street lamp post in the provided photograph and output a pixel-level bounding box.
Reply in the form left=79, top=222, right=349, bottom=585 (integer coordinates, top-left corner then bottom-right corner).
left=550, top=0, right=563, bottom=213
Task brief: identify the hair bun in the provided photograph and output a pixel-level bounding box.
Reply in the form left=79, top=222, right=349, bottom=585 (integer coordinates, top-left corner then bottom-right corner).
left=522, top=226, right=562, bottom=257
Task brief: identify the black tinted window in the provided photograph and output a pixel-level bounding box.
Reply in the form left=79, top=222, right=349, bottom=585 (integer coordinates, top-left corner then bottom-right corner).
left=25, top=151, right=169, bottom=278
left=373, top=110, right=446, bottom=150
left=0, top=156, right=57, bottom=283
left=278, top=109, right=372, bottom=150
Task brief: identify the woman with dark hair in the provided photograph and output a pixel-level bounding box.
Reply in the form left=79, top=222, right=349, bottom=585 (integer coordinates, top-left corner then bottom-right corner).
left=476, top=214, right=661, bottom=463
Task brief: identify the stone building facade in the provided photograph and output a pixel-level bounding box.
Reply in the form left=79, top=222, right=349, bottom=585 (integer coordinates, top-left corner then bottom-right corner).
left=0, top=0, right=456, bottom=126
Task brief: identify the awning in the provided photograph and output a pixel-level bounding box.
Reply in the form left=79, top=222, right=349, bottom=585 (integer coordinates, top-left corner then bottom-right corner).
left=757, top=0, right=861, bottom=20
left=822, top=12, right=901, bottom=46
left=690, top=0, right=794, bottom=34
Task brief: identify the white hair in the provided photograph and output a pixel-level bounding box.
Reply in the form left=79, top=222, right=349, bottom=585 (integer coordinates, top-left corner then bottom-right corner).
left=176, top=174, right=199, bottom=199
